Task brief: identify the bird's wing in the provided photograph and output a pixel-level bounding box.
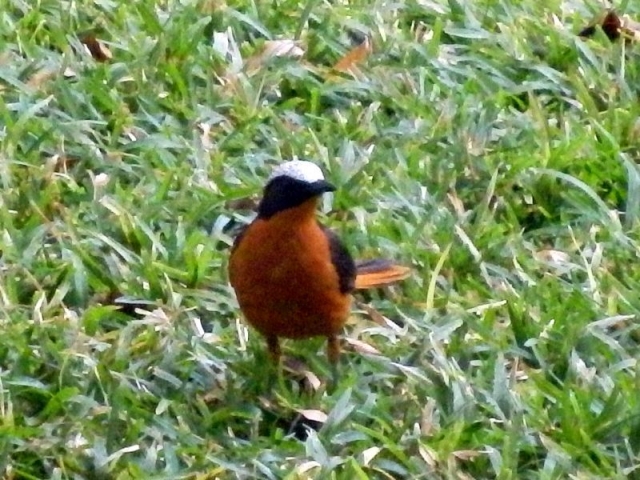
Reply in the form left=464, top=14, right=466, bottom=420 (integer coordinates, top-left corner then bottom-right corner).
left=320, top=225, right=357, bottom=294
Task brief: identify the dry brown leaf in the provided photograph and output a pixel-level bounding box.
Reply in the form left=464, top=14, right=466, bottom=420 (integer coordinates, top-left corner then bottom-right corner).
left=295, top=461, right=321, bottom=475
left=80, top=34, right=113, bottom=62
left=138, top=308, right=172, bottom=328
left=282, top=356, right=309, bottom=374
left=343, top=337, right=381, bottom=356
left=296, top=409, right=328, bottom=424
left=217, top=38, right=305, bottom=93
left=257, top=395, right=278, bottom=411
left=44, top=154, right=81, bottom=173
left=283, top=357, right=322, bottom=390
left=244, top=39, right=305, bottom=75
left=421, top=398, right=438, bottom=436
left=260, top=39, right=305, bottom=59
left=63, top=68, right=78, bottom=79
left=452, top=450, right=481, bottom=461
left=27, top=68, right=56, bottom=90
left=302, top=371, right=322, bottom=391
left=621, top=15, right=640, bottom=41
left=418, top=444, right=438, bottom=467
left=578, top=10, right=621, bottom=40
left=534, top=249, right=570, bottom=264
left=447, top=191, right=466, bottom=218
left=333, top=36, right=372, bottom=74
left=578, top=10, right=640, bottom=42
left=360, top=447, right=382, bottom=466
left=354, top=300, right=387, bottom=326
left=26, top=67, right=77, bottom=90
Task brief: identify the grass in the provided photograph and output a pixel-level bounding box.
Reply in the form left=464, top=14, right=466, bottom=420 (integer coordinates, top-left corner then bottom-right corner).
left=2, top=0, right=640, bottom=478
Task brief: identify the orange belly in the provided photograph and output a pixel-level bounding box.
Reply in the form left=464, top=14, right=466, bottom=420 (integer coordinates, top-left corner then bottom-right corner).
left=229, top=216, right=351, bottom=339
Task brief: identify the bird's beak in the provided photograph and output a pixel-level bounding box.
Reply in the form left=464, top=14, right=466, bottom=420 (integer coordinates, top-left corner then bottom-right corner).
left=312, top=180, right=336, bottom=194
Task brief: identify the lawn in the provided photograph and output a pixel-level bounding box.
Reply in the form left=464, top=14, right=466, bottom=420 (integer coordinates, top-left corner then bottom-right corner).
left=1, top=0, right=640, bottom=478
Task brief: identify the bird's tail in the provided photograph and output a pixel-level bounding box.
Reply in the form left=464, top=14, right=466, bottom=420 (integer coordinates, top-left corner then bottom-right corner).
left=354, top=258, right=411, bottom=289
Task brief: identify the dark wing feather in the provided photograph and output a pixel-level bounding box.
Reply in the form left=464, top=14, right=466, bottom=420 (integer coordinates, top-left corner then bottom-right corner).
left=321, top=225, right=356, bottom=294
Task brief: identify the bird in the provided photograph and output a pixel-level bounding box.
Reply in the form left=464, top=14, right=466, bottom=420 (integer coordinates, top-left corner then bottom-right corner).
left=228, top=160, right=410, bottom=385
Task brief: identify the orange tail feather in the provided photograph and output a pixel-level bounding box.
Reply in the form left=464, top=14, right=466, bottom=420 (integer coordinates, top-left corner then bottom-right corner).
left=354, top=258, right=411, bottom=290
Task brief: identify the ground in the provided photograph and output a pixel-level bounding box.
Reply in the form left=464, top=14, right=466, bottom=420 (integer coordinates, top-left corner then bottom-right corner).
left=1, top=0, right=640, bottom=478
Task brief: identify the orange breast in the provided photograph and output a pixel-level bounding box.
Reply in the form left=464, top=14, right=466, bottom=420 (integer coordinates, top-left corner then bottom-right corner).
left=229, top=202, right=351, bottom=339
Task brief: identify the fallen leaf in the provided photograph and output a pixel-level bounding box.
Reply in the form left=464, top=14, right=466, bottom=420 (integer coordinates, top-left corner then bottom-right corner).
left=447, top=190, right=466, bottom=218
left=283, top=357, right=322, bottom=390
left=122, top=126, right=147, bottom=142
left=257, top=395, right=278, bottom=411
left=261, top=39, right=305, bottom=59
left=213, top=28, right=244, bottom=74
left=26, top=68, right=56, bottom=90
left=333, top=36, right=372, bottom=74
left=296, top=409, right=328, bottom=424
left=531, top=248, right=578, bottom=276
left=197, top=122, right=213, bottom=151
left=534, top=249, right=570, bottom=264
left=578, top=10, right=621, bottom=40
left=421, top=398, right=438, bottom=436
left=26, top=66, right=77, bottom=90
left=578, top=10, right=640, bottom=42
left=44, top=154, right=81, bottom=173
left=282, top=356, right=309, bottom=374
left=418, top=444, right=438, bottom=467
left=90, top=171, right=110, bottom=201
left=244, top=39, right=305, bottom=75
left=343, top=337, right=381, bottom=356
left=360, top=447, right=381, bottom=466
left=355, top=300, right=386, bottom=326
left=135, top=308, right=172, bottom=330
left=190, top=317, right=221, bottom=343
left=621, top=15, right=640, bottom=41
left=296, top=461, right=321, bottom=475
left=63, top=67, right=78, bottom=79
left=80, top=33, right=113, bottom=62
left=452, top=449, right=481, bottom=460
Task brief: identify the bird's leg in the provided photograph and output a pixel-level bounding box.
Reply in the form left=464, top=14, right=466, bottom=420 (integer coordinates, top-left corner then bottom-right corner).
left=266, top=335, right=281, bottom=365
left=266, top=335, right=282, bottom=390
left=326, top=335, right=341, bottom=391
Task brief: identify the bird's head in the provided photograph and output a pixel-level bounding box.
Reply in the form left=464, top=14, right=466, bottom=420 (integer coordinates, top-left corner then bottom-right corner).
left=258, top=160, right=335, bottom=219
